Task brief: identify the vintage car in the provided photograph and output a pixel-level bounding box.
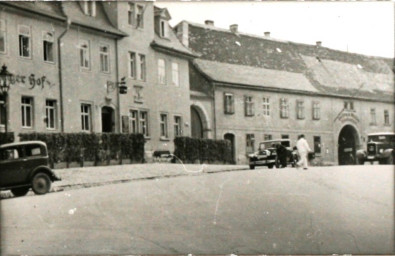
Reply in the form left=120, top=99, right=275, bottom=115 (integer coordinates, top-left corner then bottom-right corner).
left=356, top=132, right=395, bottom=165
left=248, top=139, right=298, bottom=169
left=0, top=141, right=61, bottom=197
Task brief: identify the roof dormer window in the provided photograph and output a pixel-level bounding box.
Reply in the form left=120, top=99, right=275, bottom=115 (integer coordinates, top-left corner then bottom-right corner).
left=83, top=1, right=96, bottom=17
left=160, top=20, right=168, bottom=38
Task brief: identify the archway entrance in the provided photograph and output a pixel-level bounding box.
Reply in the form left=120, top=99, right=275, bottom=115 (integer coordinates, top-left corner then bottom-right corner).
left=101, top=106, right=115, bottom=133
left=338, top=125, right=359, bottom=165
left=224, top=133, right=235, bottom=163
left=191, top=106, right=204, bottom=138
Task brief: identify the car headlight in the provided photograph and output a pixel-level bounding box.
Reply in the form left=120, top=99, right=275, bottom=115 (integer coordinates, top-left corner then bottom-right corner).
left=379, top=149, right=384, bottom=154
left=266, top=150, right=271, bottom=156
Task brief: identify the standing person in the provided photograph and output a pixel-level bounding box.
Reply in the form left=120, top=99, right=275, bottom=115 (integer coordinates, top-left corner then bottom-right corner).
left=296, top=134, right=311, bottom=170
left=276, top=143, right=287, bottom=168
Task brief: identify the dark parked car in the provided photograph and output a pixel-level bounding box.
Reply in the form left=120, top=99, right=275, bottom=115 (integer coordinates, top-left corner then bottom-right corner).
left=248, top=139, right=298, bottom=169
left=0, top=141, right=61, bottom=197
left=356, top=132, right=395, bottom=165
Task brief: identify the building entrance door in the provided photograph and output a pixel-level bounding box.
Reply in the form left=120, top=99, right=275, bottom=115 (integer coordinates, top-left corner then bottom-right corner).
left=101, top=106, right=114, bottom=133
left=191, top=106, right=203, bottom=139
left=224, top=133, right=235, bottom=163
left=338, top=125, right=358, bottom=165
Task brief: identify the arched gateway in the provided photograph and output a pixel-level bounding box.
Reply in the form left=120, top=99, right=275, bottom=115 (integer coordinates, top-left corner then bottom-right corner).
left=338, top=125, right=360, bottom=165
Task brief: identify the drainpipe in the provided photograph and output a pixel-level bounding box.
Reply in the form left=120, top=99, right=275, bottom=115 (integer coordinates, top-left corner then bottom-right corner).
left=57, top=18, right=71, bottom=132
left=212, top=83, right=217, bottom=139
left=115, top=39, right=121, bottom=133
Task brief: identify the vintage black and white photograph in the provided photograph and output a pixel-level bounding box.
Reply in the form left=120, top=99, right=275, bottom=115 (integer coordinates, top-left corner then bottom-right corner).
left=0, top=0, right=394, bottom=255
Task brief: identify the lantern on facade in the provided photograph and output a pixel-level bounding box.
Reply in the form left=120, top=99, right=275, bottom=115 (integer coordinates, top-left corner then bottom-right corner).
left=0, top=64, right=13, bottom=133
left=118, top=77, right=127, bottom=94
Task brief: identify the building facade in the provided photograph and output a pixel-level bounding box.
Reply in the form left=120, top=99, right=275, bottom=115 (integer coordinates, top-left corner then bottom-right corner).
left=175, top=21, right=394, bottom=165
left=0, top=1, right=195, bottom=159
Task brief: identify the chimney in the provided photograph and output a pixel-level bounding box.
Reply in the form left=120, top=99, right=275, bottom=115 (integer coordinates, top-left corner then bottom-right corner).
left=230, top=24, right=238, bottom=33
left=205, top=20, right=214, bottom=26
left=316, top=41, right=322, bottom=47
left=264, top=31, right=270, bottom=37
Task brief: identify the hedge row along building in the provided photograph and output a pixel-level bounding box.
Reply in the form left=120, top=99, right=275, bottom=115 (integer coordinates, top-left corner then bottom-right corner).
left=1, top=2, right=393, bottom=165
left=0, top=1, right=196, bottom=159
left=174, top=21, right=394, bottom=165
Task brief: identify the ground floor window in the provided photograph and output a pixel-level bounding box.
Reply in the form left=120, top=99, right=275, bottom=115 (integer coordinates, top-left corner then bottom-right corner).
left=314, top=136, right=321, bottom=154
left=174, top=115, right=182, bottom=137
left=264, top=134, right=272, bottom=141
left=21, top=97, right=33, bottom=128
left=160, top=113, right=168, bottom=139
left=81, top=103, right=92, bottom=132
left=0, top=95, right=5, bottom=127
left=246, top=134, right=255, bottom=154
left=281, top=134, right=289, bottom=139
left=45, top=100, right=57, bottom=129
left=128, top=109, right=149, bottom=137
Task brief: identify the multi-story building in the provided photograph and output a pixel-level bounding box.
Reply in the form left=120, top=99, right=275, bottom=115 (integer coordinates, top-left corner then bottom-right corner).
left=0, top=1, right=196, bottom=159
left=175, top=21, right=394, bottom=165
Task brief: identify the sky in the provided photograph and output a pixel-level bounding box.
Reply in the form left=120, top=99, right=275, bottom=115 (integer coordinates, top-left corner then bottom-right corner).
left=155, top=1, right=394, bottom=58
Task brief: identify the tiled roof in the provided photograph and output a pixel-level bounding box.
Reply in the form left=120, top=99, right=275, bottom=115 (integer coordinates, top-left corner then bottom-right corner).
left=1, top=1, right=65, bottom=20
left=193, top=59, right=318, bottom=93
left=61, top=2, right=126, bottom=37
left=152, top=33, right=197, bottom=58
left=183, top=21, right=394, bottom=102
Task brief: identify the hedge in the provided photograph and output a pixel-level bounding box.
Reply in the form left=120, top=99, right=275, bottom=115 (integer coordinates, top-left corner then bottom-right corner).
left=19, top=132, right=145, bottom=167
left=173, top=137, right=233, bottom=164
left=0, top=132, right=14, bottom=145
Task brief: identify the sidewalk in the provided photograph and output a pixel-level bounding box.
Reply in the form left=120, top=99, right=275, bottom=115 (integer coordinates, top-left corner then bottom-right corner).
left=1, top=163, right=248, bottom=198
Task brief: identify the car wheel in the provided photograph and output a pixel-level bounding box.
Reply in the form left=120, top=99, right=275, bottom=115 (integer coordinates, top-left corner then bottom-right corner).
left=31, top=173, right=52, bottom=195
left=378, top=159, right=386, bottom=165
left=11, top=187, right=30, bottom=197
left=268, top=164, right=274, bottom=169
left=249, top=164, right=255, bottom=170
left=356, top=157, right=365, bottom=165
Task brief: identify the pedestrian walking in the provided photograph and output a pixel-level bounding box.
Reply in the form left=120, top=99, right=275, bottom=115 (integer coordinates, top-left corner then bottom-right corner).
left=296, top=134, right=311, bottom=170
left=276, top=143, right=287, bottom=168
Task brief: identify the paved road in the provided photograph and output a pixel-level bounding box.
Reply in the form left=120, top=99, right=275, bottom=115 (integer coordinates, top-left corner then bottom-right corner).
left=1, top=165, right=393, bottom=255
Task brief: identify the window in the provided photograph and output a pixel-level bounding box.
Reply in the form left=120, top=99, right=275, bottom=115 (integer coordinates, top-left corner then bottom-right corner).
left=244, top=96, right=254, bottom=116
left=312, top=101, right=320, bottom=120
left=384, top=110, right=390, bottom=126
left=344, top=101, right=354, bottom=111
left=129, top=110, right=138, bottom=133
left=129, top=52, right=136, bottom=78
left=0, top=19, right=6, bottom=53
left=100, top=45, right=109, bottom=73
left=264, top=134, right=272, bottom=141
left=296, top=100, right=305, bottom=119
left=83, top=1, right=96, bottom=16
left=246, top=134, right=255, bottom=154
left=370, top=108, right=376, bottom=126
left=81, top=103, right=92, bottom=132
left=139, top=111, right=149, bottom=136
left=280, top=98, right=289, bottom=118
left=160, top=20, right=167, bottom=38
left=174, top=115, right=182, bottom=137
left=224, top=93, right=235, bottom=114
left=45, top=100, right=56, bottom=129
left=136, top=5, right=144, bottom=28
left=281, top=134, right=289, bottom=139
left=43, top=31, right=54, bottom=62
left=314, top=136, right=321, bottom=154
left=0, top=95, right=6, bottom=128
left=21, top=97, right=33, bottom=128
left=160, top=113, right=168, bottom=138
left=158, top=59, right=166, bottom=84
left=262, top=97, right=270, bottom=116
left=139, top=54, right=146, bottom=81
left=79, top=40, right=90, bottom=69
left=18, top=25, right=31, bottom=58
left=172, top=62, right=179, bottom=86
left=128, top=3, right=135, bottom=25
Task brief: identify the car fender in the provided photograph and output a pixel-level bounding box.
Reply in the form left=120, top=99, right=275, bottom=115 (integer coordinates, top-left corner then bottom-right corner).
left=356, top=149, right=366, bottom=159
left=29, top=166, right=61, bottom=182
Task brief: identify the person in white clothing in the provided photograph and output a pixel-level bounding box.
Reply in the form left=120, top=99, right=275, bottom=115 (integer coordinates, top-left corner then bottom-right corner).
left=296, top=134, right=311, bottom=169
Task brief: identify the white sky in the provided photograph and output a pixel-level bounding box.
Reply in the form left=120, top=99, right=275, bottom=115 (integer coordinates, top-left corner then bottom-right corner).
left=155, top=1, right=394, bottom=58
